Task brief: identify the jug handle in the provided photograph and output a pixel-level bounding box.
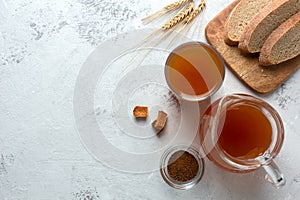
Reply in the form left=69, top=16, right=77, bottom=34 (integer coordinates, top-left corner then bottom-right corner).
left=261, top=155, right=286, bottom=188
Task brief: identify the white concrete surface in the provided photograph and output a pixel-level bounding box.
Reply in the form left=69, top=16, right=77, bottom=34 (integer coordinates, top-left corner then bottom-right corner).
left=1, top=0, right=300, bottom=199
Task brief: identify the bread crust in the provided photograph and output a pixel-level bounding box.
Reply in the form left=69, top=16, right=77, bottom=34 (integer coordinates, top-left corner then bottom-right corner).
left=224, top=0, right=272, bottom=46
left=259, top=11, right=300, bottom=66
left=224, top=2, right=240, bottom=46
left=238, top=0, right=300, bottom=53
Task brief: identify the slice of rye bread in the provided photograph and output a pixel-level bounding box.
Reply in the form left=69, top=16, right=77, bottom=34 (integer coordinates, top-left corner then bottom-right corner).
left=224, top=0, right=274, bottom=46
left=238, top=0, right=300, bottom=53
left=259, top=11, right=300, bottom=66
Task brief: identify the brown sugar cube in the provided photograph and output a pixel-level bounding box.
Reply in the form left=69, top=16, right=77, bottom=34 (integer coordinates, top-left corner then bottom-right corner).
left=152, top=111, right=168, bottom=133
left=133, top=106, right=148, bottom=118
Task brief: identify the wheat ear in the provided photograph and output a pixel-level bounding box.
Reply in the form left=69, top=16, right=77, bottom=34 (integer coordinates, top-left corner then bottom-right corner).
left=177, top=0, right=206, bottom=37
left=164, top=0, right=191, bottom=10
left=142, top=0, right=191, bottom=25
left=184, top=0, right=206, bottom=24
left=166, top=0, right=205, bottom=46
left=162, top=2, right=194, bottom=30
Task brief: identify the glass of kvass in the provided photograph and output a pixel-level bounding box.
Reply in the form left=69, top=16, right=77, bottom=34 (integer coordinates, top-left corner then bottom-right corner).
left=165, top=41, right=225, bottom=101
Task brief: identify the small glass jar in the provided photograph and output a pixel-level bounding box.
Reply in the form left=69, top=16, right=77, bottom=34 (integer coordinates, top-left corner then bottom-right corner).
left=160, top=145, right=204, bottom=190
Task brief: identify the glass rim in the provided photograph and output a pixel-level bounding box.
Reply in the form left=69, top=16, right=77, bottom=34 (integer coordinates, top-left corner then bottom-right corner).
left=164, top=41, right=225, bottom=102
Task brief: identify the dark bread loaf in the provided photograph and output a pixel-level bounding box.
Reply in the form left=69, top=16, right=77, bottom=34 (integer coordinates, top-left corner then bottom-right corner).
left=259, top=12, right=300, bottom=66
left=238, top=0, right=300, bottom=53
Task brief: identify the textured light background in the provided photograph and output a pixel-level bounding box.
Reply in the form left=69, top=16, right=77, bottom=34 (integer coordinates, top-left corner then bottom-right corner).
left=1, top=0, right=300, bottom=199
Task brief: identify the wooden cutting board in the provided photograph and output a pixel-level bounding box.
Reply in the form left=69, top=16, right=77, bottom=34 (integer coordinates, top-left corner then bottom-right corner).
left=205, top=0, right=300, bottom=94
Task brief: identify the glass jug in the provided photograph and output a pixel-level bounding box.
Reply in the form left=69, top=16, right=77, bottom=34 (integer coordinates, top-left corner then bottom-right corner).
left=199, top=94, right=285, bottom=188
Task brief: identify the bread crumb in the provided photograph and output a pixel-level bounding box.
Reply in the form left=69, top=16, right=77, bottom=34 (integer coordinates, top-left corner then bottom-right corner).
left=133, top=106, right=148, bottom=118
left=152, top=111, right=168, bottom=134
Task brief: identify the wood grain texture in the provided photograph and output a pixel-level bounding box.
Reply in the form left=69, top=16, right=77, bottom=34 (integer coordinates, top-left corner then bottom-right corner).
left=205, top=0, right=300, bottom=94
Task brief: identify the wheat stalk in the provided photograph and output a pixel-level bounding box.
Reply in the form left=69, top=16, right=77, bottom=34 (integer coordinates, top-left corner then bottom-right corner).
left=142, top=0, right=191, bottom=25
left=162, top=2, right=194, bottom=30
left=184, top=0, right=206, bottom=24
